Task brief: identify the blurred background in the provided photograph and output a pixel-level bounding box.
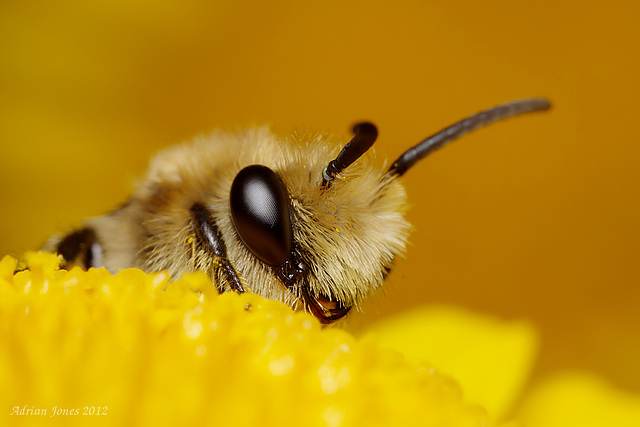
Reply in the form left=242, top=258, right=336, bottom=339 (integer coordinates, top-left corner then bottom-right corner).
left=1, top=0, right=639, bottom=397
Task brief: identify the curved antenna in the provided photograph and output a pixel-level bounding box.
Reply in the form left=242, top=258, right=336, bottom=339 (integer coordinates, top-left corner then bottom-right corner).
left=322, top=122, right=378, bottom=187
left=388, top=98, right=551, bottom=176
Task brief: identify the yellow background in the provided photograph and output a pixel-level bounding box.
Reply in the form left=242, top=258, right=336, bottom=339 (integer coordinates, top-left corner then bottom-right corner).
left=1, top=0, right=639, bottom=394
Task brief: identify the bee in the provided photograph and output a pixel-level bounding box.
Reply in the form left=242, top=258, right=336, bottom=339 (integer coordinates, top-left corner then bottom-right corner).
left=45, top=98, right=550, bottom=324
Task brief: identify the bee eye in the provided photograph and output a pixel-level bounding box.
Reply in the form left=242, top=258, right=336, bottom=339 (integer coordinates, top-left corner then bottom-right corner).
left=230, top=165, right=292, bottom=266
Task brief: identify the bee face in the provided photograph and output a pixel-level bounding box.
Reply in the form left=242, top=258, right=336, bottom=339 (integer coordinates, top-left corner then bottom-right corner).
left=45, top=99, right=551, bottom=325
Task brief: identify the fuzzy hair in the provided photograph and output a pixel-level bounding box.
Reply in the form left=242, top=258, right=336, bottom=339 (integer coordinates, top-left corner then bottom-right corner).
left=58, top=127, right=411, bottom=315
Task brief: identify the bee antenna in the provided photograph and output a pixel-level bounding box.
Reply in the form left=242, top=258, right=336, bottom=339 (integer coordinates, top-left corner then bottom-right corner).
left=388, top=98, right=551, bottom=176
left=322, top=122, right=378, bottom=186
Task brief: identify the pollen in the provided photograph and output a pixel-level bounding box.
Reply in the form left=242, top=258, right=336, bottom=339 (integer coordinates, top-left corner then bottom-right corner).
left=0, top=252, right=490, bottom=427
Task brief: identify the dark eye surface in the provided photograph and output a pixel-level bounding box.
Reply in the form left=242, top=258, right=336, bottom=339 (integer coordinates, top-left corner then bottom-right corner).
left=230, top=164, right=292, bottom=266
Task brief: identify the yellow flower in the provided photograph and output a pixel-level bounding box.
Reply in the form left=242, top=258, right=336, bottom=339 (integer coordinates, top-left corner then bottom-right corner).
left=0, top=253, right=488, bottom=427
left=3, top=252, right=640, bottom=427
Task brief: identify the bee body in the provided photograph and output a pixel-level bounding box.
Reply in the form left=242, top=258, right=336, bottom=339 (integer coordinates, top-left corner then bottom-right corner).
left=45, top=99, right=551, bottom=324
left=47, top=127, right=410, bottom=321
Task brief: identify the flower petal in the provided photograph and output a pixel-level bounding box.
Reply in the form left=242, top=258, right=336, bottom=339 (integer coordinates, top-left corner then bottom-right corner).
left=364, top=305, right=539, bottom=420
left=517, top=371, right=640, bottom=427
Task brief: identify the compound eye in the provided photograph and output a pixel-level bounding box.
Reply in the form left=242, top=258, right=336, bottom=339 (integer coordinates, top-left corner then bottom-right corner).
left=230, top=165, right=292, bottom=266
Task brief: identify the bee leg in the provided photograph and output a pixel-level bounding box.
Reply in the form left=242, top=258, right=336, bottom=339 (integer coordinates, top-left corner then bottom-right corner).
left=190, top=203, right=245, bottom=293
left=54, top=227, right=102, bottom=270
